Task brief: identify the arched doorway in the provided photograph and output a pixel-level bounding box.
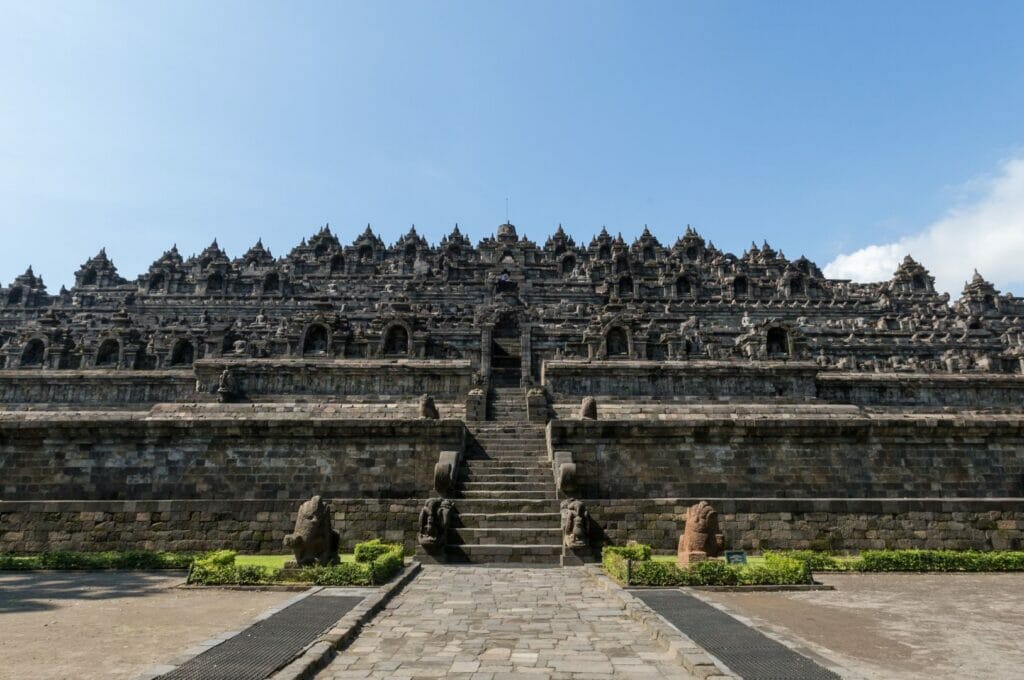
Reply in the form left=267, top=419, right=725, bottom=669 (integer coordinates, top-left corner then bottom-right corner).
left=303, top=324, right=330, bottom=356
left=21, top=339, right=45, bottom=367
left=606, top=327, right=629, bottom=357
left=383, top=325, right=410, bottom=356
left=490, top=313, right=521, bottom=387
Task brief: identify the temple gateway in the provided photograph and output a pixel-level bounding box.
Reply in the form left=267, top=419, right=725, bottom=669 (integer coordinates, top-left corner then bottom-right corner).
left=1, top=222, right=1022, bottom=563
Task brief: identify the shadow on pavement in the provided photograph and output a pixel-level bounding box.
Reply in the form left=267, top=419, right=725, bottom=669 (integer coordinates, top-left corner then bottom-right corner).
left=0, top=571, right=183, bottom=613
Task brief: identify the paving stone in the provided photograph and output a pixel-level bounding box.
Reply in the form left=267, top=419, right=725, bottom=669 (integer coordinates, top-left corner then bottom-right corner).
left=315, top=566, right=694, bottom=679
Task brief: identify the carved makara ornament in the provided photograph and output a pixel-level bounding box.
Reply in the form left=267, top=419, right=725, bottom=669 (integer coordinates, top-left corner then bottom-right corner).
left=560, top=499, right=590, bottom=549
left=418, top=497, right=454, bottom=547
left=677, top=500, right=724, bottom=566
left=283, top=495, right=340, bottom=567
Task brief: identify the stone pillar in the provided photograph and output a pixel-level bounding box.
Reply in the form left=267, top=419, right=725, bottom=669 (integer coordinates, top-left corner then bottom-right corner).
left=465, top=389, right=486, bottom=421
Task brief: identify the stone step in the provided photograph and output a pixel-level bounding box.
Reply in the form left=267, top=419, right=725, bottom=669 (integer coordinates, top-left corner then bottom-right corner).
left=451, top=498, right=562, bottom=514
left=466, top=451, right=547, bottom=458
left=464, top=456, right=548, bottom=462
left=449, top=527, right=562, bottom=545
left=459, top=489, right=557, bottom=499
left=470, top=440, right=543, bottom=446
left=456, top=512, right=561, bottom=529
left=459, top=481, right=552, bottom=492
left=460, top=472, right=552, bottom=482
left=440, top=543, right=563, bottom=564
left=468, top=440, right=545, bottom=447
left=462, top=461, right=548, bottom=470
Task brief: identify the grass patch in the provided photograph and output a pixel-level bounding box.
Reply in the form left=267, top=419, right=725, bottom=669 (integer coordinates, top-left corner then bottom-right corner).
left=235, top=554, right=355, bottom=569
left=651, top=554, right=768, bottom=567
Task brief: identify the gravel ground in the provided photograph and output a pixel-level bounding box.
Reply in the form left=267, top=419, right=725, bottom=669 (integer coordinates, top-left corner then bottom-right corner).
left=0, top=571, right=295, bottom=680
left=698, top=573, right=1024, bottom=679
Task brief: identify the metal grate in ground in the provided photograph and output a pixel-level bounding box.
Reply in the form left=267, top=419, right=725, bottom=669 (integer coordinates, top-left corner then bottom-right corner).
left=156, top=592, right=362, bottom=680
left=631, top=589, right=841, bottom=680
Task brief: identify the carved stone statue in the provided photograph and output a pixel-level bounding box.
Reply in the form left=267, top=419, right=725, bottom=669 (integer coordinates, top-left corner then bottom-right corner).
left=283, top=495, right=340, bottom=566
left=418, top=497, right=454, bottom=547
left=579, top=396, right=597, bottom=420
left=419, top=393, right=439, bottom=419
left=216, top=367, right=237, bottom=403
left=677, top=500, right=724, bottom=566
left=560, top=499, right=590, bottom=549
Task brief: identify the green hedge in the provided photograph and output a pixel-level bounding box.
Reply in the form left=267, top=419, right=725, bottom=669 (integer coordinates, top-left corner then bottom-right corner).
left=857, top=549, right=1024, bottom=572
left=768, top=549, right=1024, bottom=573
left=602, top=543, right=652, bottom=561
left=764, top=550, right=850, bottom=571
left=353, top=538, right=402, bottom=563
left=186, top=540, right=405, bottom=586
left=0, top=550, right=195, bottom=571
left=601, top=545, right=812, bottom=587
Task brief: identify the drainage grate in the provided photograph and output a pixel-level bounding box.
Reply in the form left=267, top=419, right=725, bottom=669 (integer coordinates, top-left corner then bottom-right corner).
left=631, top=589, right=841, bottom=680
left=157, top=592, right=363, bottom=680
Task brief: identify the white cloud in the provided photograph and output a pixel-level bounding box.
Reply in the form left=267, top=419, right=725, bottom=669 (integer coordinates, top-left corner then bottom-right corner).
left=824, top=157, right=1024, bottom=297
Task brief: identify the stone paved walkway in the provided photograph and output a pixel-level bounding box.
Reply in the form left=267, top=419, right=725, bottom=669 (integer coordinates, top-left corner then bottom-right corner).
left=317, top=566, right=694, bottom=679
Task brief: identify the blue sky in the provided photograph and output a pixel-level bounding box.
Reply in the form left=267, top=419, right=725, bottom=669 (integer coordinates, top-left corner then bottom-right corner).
left=3, top=1, right=1024, bottom=294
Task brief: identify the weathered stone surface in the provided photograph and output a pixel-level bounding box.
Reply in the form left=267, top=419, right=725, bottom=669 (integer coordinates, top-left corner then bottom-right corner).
left=0, top=224, right=1022, bottom=559
left=417, top=497, right=454, bottom=547
left=283, top=495, right=340, bottom=566
left=560, top=499, right=591, bottom=548
left=677, top=500, right=724, bottom=565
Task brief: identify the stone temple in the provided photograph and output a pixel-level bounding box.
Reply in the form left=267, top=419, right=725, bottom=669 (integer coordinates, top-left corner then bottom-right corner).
left=1, top=222, right=1022, bottom=562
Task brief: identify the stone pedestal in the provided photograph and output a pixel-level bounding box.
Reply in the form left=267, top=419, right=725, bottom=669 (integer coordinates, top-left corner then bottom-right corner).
left=676, top=549, right=708, bottom=566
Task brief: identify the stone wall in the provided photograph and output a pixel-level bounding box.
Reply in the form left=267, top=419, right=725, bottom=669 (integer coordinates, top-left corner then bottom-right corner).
left=816, top=372, right=1024, bottom=408
left=585, top=498, right=1024, bottom=552
left=549, top=415, right=1024, bottom=499
left=3, top=497, right=1020, bottom=555
left=0, top=498, right=421, bottom=553
left=0, top=413, right=464, bottom=500
left=0, top=370, right=194, bottom=406
left=543, top=360, right=819, bottom=400
left=194, top=358, right=474, bottom=400
left=542, top=361, right=1024, bottom=408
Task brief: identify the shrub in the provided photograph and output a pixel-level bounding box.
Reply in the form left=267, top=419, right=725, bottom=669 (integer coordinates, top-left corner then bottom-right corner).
left=602, top=544, right=811, bottom=587
left=0, top=550, right=194, bottom=571
left=855, top=550, right=1024, bottom=572
left=194, top=550, right=237, bottom=567
left=765, top=550, right=848, bottom=571
left=188, top=563, right=273, bottom=585
left=367, top=545, right=405, bottom=582
left=354, top=539, right=402, bottom=564
left=740, top=554, right=812, bottom=585
left=602, top=544, right=652, bottom=561
left=187, top=539, right=406, bottom=586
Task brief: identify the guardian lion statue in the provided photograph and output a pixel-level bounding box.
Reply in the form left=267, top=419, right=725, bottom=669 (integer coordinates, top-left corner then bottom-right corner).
left=677, top=500, right=724, bottom=566
left=283, top=495, right=340, bottom=566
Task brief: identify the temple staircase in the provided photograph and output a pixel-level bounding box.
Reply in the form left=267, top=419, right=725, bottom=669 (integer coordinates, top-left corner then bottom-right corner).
left=426, top=387, right=565, bottom=564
